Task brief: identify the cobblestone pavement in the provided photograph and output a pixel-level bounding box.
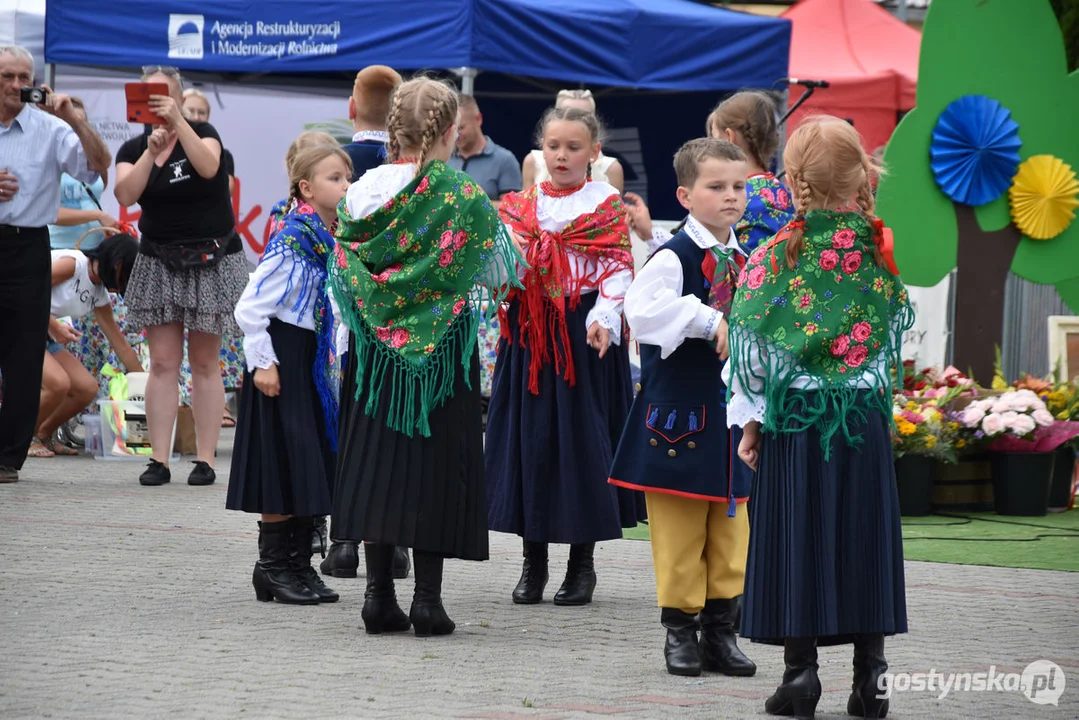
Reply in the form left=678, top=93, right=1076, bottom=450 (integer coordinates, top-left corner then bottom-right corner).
left=1, top=434, right=1077, bottom=719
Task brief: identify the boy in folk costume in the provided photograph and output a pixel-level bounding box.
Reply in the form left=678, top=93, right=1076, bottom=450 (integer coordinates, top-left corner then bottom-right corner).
left=610, top=138, right=756, bottom=678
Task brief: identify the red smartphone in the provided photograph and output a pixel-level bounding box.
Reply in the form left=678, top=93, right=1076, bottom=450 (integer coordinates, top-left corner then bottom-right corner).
left=125, top=83, right=170, bottom=125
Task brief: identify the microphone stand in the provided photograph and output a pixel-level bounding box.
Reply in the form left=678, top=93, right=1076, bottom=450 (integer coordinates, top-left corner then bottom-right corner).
left=776, top=84, right=821, bottom=179
left=779, top=86, right=817, bottom=126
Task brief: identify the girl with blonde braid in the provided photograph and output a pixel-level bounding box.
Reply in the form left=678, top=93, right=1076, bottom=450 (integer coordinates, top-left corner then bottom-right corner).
left=330, top=78, right=521, bottom=637
left=726, top=116, right=914, bottom=719
left=227, top=143, right=353, bottom=606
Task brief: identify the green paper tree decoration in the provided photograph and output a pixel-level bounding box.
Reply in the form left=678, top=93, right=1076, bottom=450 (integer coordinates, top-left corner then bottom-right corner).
left=877, top=0, right=1079, bottom=383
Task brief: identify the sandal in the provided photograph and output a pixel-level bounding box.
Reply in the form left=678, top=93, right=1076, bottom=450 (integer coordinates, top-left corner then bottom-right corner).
left=221, top=410, right=236, bottom=428
left=47, top=437, right=79, bottom=456
left=27, top=438, right=55, bottom=458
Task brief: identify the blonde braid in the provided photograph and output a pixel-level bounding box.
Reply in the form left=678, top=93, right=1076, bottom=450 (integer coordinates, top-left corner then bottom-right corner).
left=415, top=103, right=441, bottom=177
left=856, top=163, right=886, bottom=267
left=387, top=90, right=404, bottom=162
left=786, top=175, right=814, bottom=268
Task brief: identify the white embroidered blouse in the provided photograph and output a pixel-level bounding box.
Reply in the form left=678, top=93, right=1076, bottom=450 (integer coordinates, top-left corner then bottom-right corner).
left=525, top=181, right=632, bottom=342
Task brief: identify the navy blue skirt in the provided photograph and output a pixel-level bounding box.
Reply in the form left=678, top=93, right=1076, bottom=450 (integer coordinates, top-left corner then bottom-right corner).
left=486, top=293, right=646, bottom=544
left=225, top=320, right=335, bottom=517
left=740, top=395, right=907, bottom=646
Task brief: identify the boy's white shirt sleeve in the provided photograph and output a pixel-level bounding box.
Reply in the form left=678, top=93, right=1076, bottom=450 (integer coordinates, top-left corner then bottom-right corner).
left=234, top=258, right=287, bottom=372
left=623, top=248, right=721, bottom=359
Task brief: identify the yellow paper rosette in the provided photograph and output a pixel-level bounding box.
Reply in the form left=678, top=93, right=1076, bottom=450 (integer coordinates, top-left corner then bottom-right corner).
left=1009, top=154, right=1079, bottom=240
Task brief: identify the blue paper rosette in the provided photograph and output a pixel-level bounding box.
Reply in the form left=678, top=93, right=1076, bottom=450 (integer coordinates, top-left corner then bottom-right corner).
left=930, top=95, right=1022, bottom=207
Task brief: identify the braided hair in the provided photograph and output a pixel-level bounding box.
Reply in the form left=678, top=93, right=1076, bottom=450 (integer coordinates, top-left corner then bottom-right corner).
left=782, top=116, right=885, bottom=269
left=710, top=91, right=780, bottom=172
left=386, top=77, right=459, bottom=176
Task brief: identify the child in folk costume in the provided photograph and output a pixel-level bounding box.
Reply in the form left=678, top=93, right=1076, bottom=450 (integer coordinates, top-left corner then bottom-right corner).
left=330, top=78, right=521, bottom=637
left=728, top=117, right=913, bottom=719
left=486, top=107, right=645, bottom=607
left=226, top=143, right=353, bottom=605
left=610, top=139, right=756, bottom=678
left=626, top=91, right=794, bottom=255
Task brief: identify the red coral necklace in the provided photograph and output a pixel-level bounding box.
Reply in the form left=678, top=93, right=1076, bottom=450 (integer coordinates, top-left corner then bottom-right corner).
left=540, top=179, right=586, bottom=197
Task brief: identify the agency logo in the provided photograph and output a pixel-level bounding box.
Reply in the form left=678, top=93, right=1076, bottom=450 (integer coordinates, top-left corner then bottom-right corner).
left=168, top=14, right=205, bottom=60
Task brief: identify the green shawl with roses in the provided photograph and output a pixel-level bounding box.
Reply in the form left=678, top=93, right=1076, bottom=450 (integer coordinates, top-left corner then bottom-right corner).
left=729, top=210, right=914, bottom=454
left=329, top=160, right=522, bottom=437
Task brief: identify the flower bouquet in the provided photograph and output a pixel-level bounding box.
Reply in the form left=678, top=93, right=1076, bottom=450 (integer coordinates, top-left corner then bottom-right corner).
left=957, top=389, right=1079, bottom=516
left=894, top=360, right=978, bottom=406
left=893, top=397, right=960, bottom=462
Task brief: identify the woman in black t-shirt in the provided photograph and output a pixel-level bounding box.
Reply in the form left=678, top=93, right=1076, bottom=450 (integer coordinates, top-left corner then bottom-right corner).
left=114, top=66, right=247, bottom=488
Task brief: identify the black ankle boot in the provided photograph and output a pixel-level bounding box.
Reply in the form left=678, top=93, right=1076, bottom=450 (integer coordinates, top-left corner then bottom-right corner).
left=361, top=543, right=411, bottom=634
left=252, top=520, right=320, bottom=605
left=512, top=540, right=548, bottom=604
left=765, top=636, right=821, bottom=718
left=411, top=550, right=455, bottom=637
left=848, top=634, right=889, bottom=718
left=661, top=608, right=702, bottom=676
left=288, top=517, right=338, bottom=603
left=700, top=597, right=756, bottom=676
left=553, top=543, right=596, bottom=606
left=393, top=546, right=411, bottom=579
left=321, top=541, right=360, bottom=578
left=311, top=516, right=329, bottom=556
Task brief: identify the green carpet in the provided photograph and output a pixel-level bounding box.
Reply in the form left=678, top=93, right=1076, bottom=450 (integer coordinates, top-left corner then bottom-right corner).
left=622, top=510, right=1079, bottom=572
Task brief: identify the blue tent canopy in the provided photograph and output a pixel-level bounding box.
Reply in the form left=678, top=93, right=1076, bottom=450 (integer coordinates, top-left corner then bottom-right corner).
left=45, top=0, right=790, bottom=91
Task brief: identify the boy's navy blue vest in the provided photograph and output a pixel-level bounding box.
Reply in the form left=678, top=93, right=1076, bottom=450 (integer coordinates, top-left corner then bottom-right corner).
left=609, top=232, right=752, bottom=507
left=342, top=140, right=386, bottom=182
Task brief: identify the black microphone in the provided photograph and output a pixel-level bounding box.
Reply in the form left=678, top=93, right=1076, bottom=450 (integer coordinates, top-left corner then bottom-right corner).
left=782, top=78, right=831, bottom=89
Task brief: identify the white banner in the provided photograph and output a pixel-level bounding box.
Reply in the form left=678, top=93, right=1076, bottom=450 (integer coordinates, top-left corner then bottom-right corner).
left=903, top=275, right=952, bottom=370
left=55, top=70, right=353, bottom=265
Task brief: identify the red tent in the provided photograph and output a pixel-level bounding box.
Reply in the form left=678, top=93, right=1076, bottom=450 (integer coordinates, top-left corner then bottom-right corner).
left=782, top=0, right=920, bottom=153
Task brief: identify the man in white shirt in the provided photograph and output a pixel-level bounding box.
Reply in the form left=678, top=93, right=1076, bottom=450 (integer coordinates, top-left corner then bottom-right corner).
left=0, top=45, right=111, bottom=482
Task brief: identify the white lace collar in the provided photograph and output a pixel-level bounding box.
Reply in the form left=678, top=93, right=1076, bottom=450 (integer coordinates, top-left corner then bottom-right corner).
left=684, top=215, right=743, bottom=255
left=535, top=181, right=620, bottom=232
left=352, top=130, right=389, bottom=144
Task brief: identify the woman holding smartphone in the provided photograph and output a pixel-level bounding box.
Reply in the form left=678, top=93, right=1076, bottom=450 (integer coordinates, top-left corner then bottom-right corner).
left=114, top=66, right=246, bottom=488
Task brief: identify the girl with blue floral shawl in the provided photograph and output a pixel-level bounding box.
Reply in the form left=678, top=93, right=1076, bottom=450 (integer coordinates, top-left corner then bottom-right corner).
left=225, top=143, right=352, bottom=607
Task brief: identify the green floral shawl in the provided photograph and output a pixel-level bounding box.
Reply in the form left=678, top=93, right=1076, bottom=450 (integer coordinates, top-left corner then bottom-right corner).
left=329, top=160, right=521, bottom=437
left=729, top=210, right=915, bottom=453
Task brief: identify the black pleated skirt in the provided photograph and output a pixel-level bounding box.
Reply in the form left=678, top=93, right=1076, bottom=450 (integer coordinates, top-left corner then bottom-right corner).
left=740, top=393, right=908, bottom=647
left=486, top=292, right=646, bottom=545
left=331, top=332, right=488, bottom=561
left=225, top=320, right=335, bottom=517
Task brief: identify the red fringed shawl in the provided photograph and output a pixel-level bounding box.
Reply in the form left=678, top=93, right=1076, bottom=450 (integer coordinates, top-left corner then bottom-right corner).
left=499, top=187, right=633, bottom=394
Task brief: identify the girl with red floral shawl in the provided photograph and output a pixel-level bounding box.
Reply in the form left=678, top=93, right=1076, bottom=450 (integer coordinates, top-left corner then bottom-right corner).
left=486, top=107, right=646, bottom=608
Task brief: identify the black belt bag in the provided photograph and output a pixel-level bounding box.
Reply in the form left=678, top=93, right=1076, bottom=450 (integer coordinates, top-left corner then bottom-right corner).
left=145, top=232, right=238, bottom=272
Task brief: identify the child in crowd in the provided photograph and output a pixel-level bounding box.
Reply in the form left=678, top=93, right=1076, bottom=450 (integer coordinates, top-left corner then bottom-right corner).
left=625, top=91, right=793, bottom=255
left=30, top=235, right=142, bottom=458
left=610, top=138, right=756, bottom=679
left=727, top=116, right=913, bottom=719
left=487, top=106, right=645, bottom=607
left=226, top=143, right=353, bottom=606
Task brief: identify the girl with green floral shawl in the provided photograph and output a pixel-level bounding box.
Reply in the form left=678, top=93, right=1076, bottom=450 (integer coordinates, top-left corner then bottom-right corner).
left=327, top=78, right=521, bottom=640
left=725, top=118, right=914, bottom=720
